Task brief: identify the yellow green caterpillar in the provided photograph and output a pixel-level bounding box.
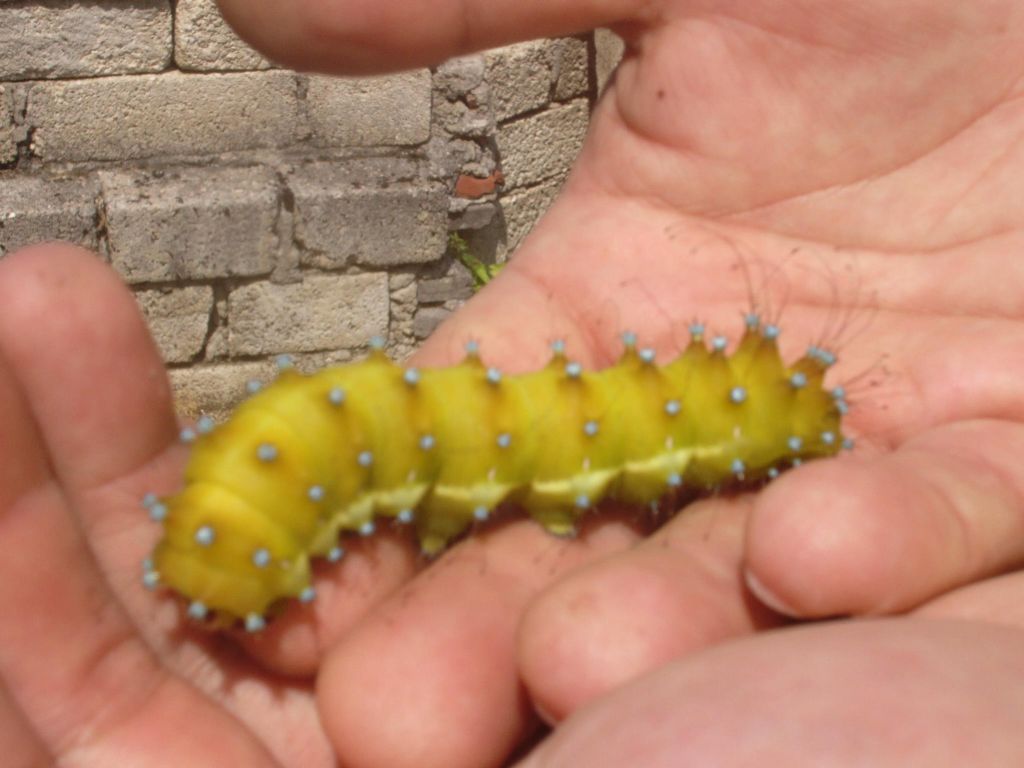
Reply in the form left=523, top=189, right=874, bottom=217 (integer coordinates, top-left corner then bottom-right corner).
left=142, top=316, right=848, bottom=632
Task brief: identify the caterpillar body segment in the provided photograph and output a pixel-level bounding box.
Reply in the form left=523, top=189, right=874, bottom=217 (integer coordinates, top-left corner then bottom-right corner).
left=145, top=319, right=846, bottom=627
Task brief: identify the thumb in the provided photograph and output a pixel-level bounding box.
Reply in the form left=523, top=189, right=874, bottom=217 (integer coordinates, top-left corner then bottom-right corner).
left=216, top=0, right=641, bottom=74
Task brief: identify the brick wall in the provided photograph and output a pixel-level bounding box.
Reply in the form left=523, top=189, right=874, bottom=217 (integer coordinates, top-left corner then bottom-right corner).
left=0, top=1, right=616, bottom=419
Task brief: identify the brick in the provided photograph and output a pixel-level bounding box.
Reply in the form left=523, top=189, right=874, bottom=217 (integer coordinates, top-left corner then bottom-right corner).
left=413, top=307, right=451, bottom=339
left=0, top=172, right=98, bottom=256
left=553, top=38, right=591, bottom=101
left=228, top=273, right=389, bottom=356
left=101, top=165, right=279, bottom=283
left=27, top=70, right=301, bottom=163
left=454, top=171, right=504, bottom=200
left=305, top=70, right=432, bottom=147
left=175, top=0, right=272, bottom=72
left=136, top=286, right=213, bottom=363
left=289, top=162, right=447, bottom=268
left=168, top=361, right=270, bottom=420
left=0, top=1, right=171, bottom=81
left=496, top=99, right=589, bottom=190
left=486, top=41, right=553, bottom=122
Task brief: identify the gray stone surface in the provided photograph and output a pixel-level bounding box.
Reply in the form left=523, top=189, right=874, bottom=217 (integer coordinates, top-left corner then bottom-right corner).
left=433, top=96, right=492, bottom=137
left=388, top=271, right=418, bottom=353
left=553, top=38, right=591, bottom=101
left=417, top=274, right=474, bottom=304
left=175, top=0, right=272, bottom=72
left=28, top=70, right=301, bottom=162
left=496, top=99, right=589, bottom=190
left=501, top=177, right=562, bottom=250
left=413, top=306, right=451, bottom=339
left=228, top=273, right=389, bottom=355
left=0, top=25, right=600, bottom=409
left=0, top=1, right=172, bottom=80
left=1, top=84, right=17, bottom=165
left=0, top=129, right=13, bottom=166
left=434, top=55, right=486, bottom=99
left=101, top=165, right=279, bottom=283
left=595, top=29, right=625, bottom=94
left=136, top=285, right=214, bottom=363
left=486, top=41, right=553, bottom=123
left=305, top=71, right=432, bottom=147
left=0, top=172, right=98, bottom=256
left=450, top=201, right=497, bottom=231
left=168, top=361, right=271, bottom=420
left=289, top=163, right=447, bottom=268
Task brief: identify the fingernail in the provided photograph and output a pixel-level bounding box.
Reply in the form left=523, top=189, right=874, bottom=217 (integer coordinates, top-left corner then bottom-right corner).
left=744, top=569, right=799, bottom=617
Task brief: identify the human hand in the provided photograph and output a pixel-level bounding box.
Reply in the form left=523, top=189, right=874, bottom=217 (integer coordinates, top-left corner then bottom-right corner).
left=4, top=1, right=1024, bottom=766
left=214, top=1, right=1024, bottom=764
left=241, top=1, right=1024, bottom=765
left=0, top=246, right=348, bottom=766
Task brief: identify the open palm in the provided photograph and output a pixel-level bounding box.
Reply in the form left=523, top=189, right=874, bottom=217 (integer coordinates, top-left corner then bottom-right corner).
left=3, top=1, right=1024, bottom=766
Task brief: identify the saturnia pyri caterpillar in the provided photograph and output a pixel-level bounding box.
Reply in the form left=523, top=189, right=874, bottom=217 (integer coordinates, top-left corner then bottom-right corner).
left=141, top=316, right=849, bottom=632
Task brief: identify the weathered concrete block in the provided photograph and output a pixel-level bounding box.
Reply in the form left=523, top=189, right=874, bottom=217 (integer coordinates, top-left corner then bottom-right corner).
left=486, top=41, right=553, bottom=122
left=101, top=165, right=279, bottom=283
left=0, top=1, right=171, bottom=80
left=501, top=177, right=562, bottom=250
left=417, top=274, right=474, bottom=304
left=0, top=130, right=13, bottom=166
left=175, top=0, right=272, bottom=72
left=450, top=201, right=497, bottom=231
left=1, top=85, right=17, bottom=165
left=28, top=70, right=301, bottom=162
left=0, top=173, right=98, bottom=256
left=305, top=70, right=432, bottom=147
left=433, top=96, right=492, bottom=137
left=168, top=361, right=270, bottom=420
left=434, top=55, right=486, bottom=100
left=228, top=273, right=389, bottom=356
left=136, top=286, right=213, bottom=363
left=289, top=162, right=447, bottom=268
left=595, top=29, right=625, bottom=94
left=553, top=38, right=591, bottom=101
left=413, top=307, right=451, bottom=339
left=496, top=99, right=589, bottom=190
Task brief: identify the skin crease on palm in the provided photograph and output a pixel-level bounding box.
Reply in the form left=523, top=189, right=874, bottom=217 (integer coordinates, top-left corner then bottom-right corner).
left=1, top=0, right=1024, bottom=765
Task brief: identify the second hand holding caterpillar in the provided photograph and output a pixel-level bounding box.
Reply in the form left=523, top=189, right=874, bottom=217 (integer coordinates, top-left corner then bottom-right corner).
left=143, top=314, right=849, bottom=631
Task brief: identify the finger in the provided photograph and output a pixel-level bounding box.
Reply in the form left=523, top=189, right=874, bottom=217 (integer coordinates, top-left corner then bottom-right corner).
left=234, top=530, right=421, bottom=677
left=317, top=517, right=644, bottom=768
left=217, top=0, right=641, bottom=74
left=518, top=498, right=784, bottom=722
left=515, top=618, right=1024, bottom=768
left=915, top=570, right=1024, bottom=629
left=745, top=419, right=1024, bottom=618
left=0, top=678, right=52, bottom=768
left=0, top=244, right=177, bottom=493
left=0, top=342, right=277, bottom=765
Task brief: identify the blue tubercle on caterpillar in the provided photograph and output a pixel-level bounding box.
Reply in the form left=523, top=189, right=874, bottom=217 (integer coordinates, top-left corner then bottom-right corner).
left=144, top=316, right=849, bottom=630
